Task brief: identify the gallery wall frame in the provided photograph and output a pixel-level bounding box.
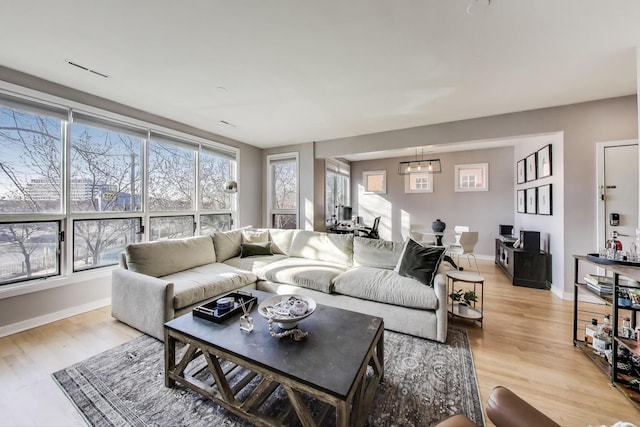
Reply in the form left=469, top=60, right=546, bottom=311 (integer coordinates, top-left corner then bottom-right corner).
left=525, top=153, right=537, bottom=182
left=516, top=159, right=526, bottom=184
left=517, top=190, right=526, bottom=213
left=454, top=163, right=489, bottom=192
left=537, top=184, right=552, bottom=215
left=363, top=170, right=387, bottom=194
left=404, top=171, right=433, bottom=193
left=526, top=187, right=537, bottom=214
left=537, top=144, right=552, bottom=179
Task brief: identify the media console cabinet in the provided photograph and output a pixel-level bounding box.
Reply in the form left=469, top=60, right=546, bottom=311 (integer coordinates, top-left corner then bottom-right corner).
left=495, top=239, right=551, bottom=289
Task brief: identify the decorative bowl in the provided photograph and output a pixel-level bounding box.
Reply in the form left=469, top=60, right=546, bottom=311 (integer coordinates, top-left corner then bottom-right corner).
left=258, top=294, right=316, bottom=329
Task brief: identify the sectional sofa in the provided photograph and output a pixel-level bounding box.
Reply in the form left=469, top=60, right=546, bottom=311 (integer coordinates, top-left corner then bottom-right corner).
left=111, top=228, right=449, bottom=342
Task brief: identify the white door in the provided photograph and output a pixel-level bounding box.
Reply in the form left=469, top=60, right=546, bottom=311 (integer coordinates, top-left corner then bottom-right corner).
left=598, top=142, right=638, bottom=251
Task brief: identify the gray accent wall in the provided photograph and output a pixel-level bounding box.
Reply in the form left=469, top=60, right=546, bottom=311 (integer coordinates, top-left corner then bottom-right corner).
left=350, top=146, right=514, bottom=256
left=316, top=96, right=638, bottom=298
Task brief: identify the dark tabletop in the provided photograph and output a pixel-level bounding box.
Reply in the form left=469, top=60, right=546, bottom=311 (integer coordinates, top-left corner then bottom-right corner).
left=165, top=290, right=383, bottom=399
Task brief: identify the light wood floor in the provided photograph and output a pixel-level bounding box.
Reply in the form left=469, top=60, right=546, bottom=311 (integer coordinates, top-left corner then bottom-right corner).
left=0, top=260, right=638, bottom=426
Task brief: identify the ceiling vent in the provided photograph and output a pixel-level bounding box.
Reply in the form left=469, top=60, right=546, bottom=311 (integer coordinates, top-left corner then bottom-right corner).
left=66, top=60, right=109, bottom=78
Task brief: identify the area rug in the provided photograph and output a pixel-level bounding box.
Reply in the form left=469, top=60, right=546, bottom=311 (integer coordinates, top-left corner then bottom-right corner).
left=53, top=327, right=484, bottom=426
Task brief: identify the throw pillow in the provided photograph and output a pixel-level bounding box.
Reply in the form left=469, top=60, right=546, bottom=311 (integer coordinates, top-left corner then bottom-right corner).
left=397, top=239, right=446, bottom=286
left=240, top=242, right=273, bottom=258
left=242, top=229, right=270, bottom=244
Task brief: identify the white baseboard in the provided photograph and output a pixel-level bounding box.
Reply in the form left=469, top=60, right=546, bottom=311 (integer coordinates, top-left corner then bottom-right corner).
left=0, top=297, right=111, bottom=338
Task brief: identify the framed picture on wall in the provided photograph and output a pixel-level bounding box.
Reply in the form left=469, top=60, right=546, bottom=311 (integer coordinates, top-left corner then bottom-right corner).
left=517, top=190, right=526, bottom=213
left=526, top=187, right=537, bottom=214
left=526, top=153, right=537, bottom=182
left=516, top=159, right=526, bottom=184
left=362, top=170, right=387, bottom=194
left=537, top=144, right=552, bottom=178
left=537, top=184, right=552, bottom=215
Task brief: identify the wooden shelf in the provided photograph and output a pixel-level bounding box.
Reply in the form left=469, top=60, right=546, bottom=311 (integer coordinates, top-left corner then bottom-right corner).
left=617, top=337, right=640, bottom=357
left=449, top=303, right=482, bottom=320
left=575, top=341, right=611, bottom=377
left=573, top=255, right=640, bottom=413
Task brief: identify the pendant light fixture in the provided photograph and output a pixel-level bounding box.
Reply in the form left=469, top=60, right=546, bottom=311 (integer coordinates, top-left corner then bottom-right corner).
left=397, top=149, right=442, bottom=175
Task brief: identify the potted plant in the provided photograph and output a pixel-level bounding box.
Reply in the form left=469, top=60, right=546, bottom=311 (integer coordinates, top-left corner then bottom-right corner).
left=449, top=289, right=478, bottom=315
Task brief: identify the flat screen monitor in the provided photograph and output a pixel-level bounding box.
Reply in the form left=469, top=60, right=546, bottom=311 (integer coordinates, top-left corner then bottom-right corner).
left=341, top=206, right=352, bottom=221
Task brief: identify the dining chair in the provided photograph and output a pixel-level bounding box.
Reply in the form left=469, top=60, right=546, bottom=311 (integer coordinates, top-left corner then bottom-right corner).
left=445, top=231, right=479, bottom=272
left=409, top=224, right=436, bottom=246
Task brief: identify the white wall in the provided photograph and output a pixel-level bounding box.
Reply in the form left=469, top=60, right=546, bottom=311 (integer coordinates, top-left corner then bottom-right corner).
left=513, top=133, right=565, bottom=297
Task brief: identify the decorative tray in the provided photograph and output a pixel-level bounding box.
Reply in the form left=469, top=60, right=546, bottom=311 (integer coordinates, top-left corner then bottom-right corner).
left=587, top=253, right=640, bottom=267
left=193, top=291, right=257, bottom=323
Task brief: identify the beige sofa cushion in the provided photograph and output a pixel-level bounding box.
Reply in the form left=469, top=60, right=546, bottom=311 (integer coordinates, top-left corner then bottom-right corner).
left=289, top=231, right=353, bottom=267
left=223, top=254, right=288, bottom=273
left=258, top=257, right=348, bottom=293
left=332, top=266, right=439, bottom=310
left=266, top=228, right=298, bottom=255
left=163, top=263, right=258, bottom=310
left=242, top=229, right=270, bottom=243
left=213, top=226, right=252, bottom=262
left=353, top=237, right=404, bottom=270
left=125, top=236, right=216, bottom=278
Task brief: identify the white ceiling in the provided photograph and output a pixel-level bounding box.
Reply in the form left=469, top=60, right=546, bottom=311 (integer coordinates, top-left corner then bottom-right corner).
left=2, top=0, right=640, bottom=151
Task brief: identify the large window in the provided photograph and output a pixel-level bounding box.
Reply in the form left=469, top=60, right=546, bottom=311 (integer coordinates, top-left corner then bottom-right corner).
left=0, top=105, right=63, bottom=213
left=73, top=218, right=141, bottom=271
left=148, top=139, right=195, bottom=211
left=0, top=221, right=59, bottom=284
left=0, top=93, right=238, bottom=287
left=268, top=153, right=298, bottom=229
left=70, top=120, right=143, bottom=212
left=325, top=159, right=350, bottom=223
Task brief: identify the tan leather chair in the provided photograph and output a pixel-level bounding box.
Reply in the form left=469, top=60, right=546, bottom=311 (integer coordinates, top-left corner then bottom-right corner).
left=432, top=386, right=560, bottom=427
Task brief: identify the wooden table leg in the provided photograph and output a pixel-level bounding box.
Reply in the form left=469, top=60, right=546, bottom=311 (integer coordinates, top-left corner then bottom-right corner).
left=164, top=329, right=176, bottom=388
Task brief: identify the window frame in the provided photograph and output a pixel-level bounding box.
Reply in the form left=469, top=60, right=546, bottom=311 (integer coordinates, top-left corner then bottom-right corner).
left=267, top=152, right=299, bottom=229
left=0, top=91, right=239, bottom=291
left=362, top=170, right=387, bottom=194
left=454, top=163, right=489, bottom=192
left=325, top=159, right=351, bottom=222
left=404, top=171, right=433, bottom=193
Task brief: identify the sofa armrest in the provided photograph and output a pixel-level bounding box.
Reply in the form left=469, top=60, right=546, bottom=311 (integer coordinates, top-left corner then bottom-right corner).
left=486, top=386, right=560, bottom=427
left=111, top=268, right=175, bottom=341
left=433, top=272, right=448, bottom=343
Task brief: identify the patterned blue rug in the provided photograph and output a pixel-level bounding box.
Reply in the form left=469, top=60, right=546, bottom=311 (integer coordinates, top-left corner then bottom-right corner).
left=53, top=327, right=484, bottom=426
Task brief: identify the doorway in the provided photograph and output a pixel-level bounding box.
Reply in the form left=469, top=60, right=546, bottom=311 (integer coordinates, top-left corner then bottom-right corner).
left=597, top=140, right=639, bottom=251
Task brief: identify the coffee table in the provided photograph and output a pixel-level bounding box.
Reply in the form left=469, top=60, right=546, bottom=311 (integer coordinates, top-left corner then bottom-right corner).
left=164, top=290, right=384, bottom=426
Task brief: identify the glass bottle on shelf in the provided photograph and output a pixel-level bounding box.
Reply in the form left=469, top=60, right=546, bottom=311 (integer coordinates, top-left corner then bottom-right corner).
left=606, top=231, right=622, bottom=260
left=622, top=317, right=632, bottom=339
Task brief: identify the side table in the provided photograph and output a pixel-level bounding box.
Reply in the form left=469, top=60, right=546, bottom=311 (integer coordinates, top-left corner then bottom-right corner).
left=446, top=270, right=484, bottom=327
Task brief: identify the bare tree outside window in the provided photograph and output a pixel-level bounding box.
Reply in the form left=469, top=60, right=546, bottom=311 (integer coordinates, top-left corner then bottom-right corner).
left=148, top=140, right=195, bottom=211
left=270, top=158, right=297, bottom=229
left=70, top=124, right=141, bottom=212
left=0, top=107, right=62, bottom=213
left=200, top=150, right=233, bottom=210
left=0, top=221, right=58, bottom=283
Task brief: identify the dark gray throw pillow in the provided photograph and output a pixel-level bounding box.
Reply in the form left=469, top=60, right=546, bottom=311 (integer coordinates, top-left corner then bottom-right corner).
left=398, top=239, right=446, bottom=286
left=240, top=242, right=273, bottom=258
